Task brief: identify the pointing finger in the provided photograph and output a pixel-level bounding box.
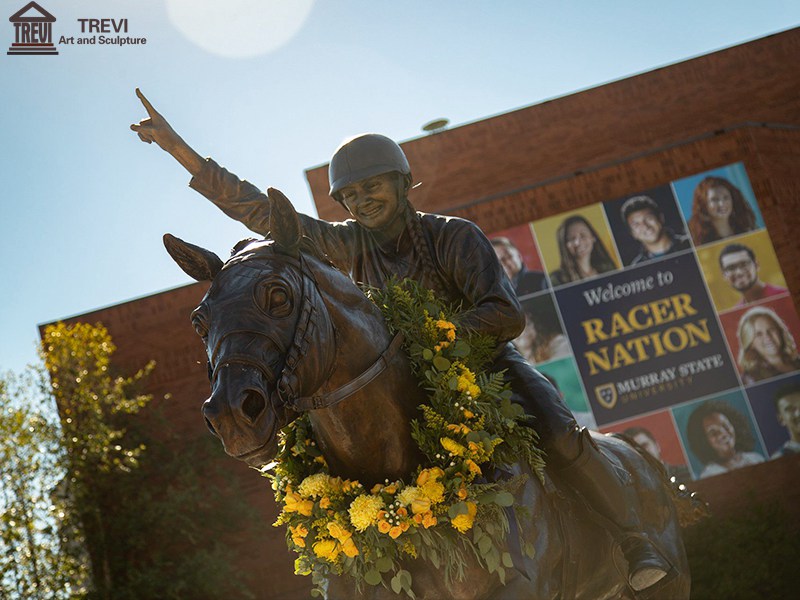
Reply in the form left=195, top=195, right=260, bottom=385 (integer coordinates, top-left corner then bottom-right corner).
left=135, top=87, right=159, bottom=117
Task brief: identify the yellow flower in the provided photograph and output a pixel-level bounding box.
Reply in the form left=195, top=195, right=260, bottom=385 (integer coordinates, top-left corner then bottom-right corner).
left=446, top=423, right=471, bottom=435
left=457, top=485, right=468, bottom=500
left=463, top=409, right=475, bottom=419
left=284, top=491, right=314, bottom=517
left=450, top=502, right=477, bottom=533
left=319, top=497, right=331, bottom=509
left=341, top=537, right=359, bottom=557
left=378, top=520, right=391, bottom=534
left=298, top=473, right=331, bottom=499
left=410, top=497, right=431, bottom=515
left=401, top=539, right=418, bottom=558
left=441, top=437, right=466, bottom=457
left=327, top=521, right=353, bottom=542
left=397, top=485, right=421, bottom=507
left=388, top=526, right=403, bottom=539
left=422, top=511, right=437, bottom=529
left=420, top=480, right=445, bottom=504
left=416, top=467, right=443, bottom=487
left=465, top=459, right=482, bottom=475
left=348, top=494, right=384, bottom=532
left=313, top=539, right=340, bottom=562
left=383, top=483, right=398, bottom=495
left=446, top=329, right=456, bottom=342
left=289, top=524, right=309, bottom=548
left=436, top=319, right=456, bottom=331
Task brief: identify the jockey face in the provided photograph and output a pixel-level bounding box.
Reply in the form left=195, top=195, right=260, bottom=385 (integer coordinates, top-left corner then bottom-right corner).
left=339, top=172, right=407, bottom=238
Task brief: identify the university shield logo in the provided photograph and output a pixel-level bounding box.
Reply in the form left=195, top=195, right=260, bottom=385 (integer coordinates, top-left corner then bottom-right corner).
left=8, top=1, right=58, bottom=56
left=595, top=383, right=618, bottom=410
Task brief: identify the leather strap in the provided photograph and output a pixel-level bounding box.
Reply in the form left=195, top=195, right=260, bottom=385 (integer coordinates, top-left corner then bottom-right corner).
left=290, top=332, right=405, bottom=411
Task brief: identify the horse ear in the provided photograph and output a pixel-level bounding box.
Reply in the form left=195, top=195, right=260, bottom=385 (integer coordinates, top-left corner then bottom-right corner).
left=163, top=233, right=223, bottom=281
left=267, top=187, right=301, bottom=257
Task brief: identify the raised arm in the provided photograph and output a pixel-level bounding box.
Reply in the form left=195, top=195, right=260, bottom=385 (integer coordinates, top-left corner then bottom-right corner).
left=130, top=88, right=205, bottom=176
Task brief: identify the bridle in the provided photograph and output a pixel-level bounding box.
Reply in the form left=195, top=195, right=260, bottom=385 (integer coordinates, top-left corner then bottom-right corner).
left=210, top=248, right=404, bottom=414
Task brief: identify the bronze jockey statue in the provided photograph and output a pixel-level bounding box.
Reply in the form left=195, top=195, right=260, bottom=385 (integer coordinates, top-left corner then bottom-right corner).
left=132, top=89, right=672, bottom=593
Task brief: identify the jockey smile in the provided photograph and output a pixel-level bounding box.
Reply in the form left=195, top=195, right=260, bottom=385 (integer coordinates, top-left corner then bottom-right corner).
left=339, top=172, right=406, bottom=236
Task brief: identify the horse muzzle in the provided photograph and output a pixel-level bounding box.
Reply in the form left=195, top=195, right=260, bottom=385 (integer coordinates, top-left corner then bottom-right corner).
left=202, top=362, right=285, bottom=467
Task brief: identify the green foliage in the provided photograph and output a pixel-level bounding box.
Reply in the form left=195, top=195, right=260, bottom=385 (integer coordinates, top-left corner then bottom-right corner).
left=0, top=370, right=90, bottom=598
left=1, top=322, right=260, bottom=599
left=685, top=499, right=799, bottom=599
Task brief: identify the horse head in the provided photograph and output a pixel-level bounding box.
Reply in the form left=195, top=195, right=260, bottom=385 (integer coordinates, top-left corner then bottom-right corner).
left=163, top=189, right=336, bottom=467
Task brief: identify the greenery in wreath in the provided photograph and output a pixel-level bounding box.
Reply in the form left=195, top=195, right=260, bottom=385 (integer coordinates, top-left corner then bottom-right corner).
left=263, top=279, right=546, bottom=597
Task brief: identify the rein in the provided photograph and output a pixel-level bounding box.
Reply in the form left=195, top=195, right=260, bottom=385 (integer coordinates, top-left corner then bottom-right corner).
left=269, top=252, right=404, bottom=413
left=289, top=332, right=405, bottom=411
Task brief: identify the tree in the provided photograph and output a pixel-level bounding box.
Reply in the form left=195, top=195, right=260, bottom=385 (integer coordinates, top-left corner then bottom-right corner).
left=0, top=368, right=89, bottom=598
left=1, top=322, right=261, bottom=599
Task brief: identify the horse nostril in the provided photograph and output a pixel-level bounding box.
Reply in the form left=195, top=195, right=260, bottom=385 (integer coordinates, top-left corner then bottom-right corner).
left=242, top=389, right=266, bottom=423
left=204, top=416, right=218, bottom=436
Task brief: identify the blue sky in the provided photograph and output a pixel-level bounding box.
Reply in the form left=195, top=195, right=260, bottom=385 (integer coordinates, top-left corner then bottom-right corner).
left=1, top=0, right=798, bottom=375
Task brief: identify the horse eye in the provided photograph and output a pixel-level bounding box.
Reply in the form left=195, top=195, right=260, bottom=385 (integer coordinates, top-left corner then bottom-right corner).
left=255, top=280, right=293, bottom=318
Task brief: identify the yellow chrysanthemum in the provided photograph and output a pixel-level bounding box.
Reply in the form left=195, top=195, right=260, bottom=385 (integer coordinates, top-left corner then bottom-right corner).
left=420, top=480, right=445, bottom=504
left=441, top=437, right=466, bottom=457
left=348, top=494, right=384, bottom=532
left=397, top=485, right=421, bottom=506
left=298, top=473, right=331, bottom=498
left=450, top=502, right=477, bottom=533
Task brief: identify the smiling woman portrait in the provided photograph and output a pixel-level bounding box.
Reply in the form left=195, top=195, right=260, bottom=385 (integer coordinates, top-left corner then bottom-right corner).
left=687, top=176, right=757, bottom=245
left=549, top=215, right=617, bottom=286
left=686, top=400, right=764, bottom=478
left=737, top=306, right=800, bottom=384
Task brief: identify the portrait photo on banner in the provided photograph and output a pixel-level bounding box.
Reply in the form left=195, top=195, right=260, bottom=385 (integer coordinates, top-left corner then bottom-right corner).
left=535, top=356, right=597, bottom=431
left=696, top=229, right=789, bottom=313
left=603, top=184, right=692, bottom=267
left=697, top=229, right=789, bottom=312
left=487, top=223, right=548, bottom=299
left=601, top=410, right=691, bottom=483
left=745, top=373, right=800, bottom=459
left=672, top=390, right=767, bottom=480
left=532, top=204, right=621, bottom=288
left=671, top=162, right=765, bottom=248
left=718, top=295, right=800, bottom=386
left=513, top=293, right=571, bottom=366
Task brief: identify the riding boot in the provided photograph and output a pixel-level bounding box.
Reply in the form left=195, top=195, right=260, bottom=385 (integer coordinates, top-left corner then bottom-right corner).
left=558, top=428, right=672, bottom=592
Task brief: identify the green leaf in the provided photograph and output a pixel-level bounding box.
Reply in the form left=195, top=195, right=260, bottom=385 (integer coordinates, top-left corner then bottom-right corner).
left=432, top=356, right=451, bottom=371
left=448, top=376, right=459, bottom=390
left=524, top=541, right=537, bottom=558
left=450, top=340, right=471, bottom=357
left=448, top=502, right=469, bottom=518
left=502, top=552, right=514, bottom=568
left=495, top=491, right=515, bottom=507
left=478, top=535, right=493, bottom=556
left=422, top=348, right=434, bottom=361
left=391, top=574, right=402, bottom=594
left=376, top=555, right=393, bottom=573
left=399, top=569, right=413, bottom=589
left=364, top=569, right=382, bottom=586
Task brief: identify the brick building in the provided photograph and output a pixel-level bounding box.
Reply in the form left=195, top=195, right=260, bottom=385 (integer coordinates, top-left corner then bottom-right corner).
left=51, top=28, right=799, bottom=598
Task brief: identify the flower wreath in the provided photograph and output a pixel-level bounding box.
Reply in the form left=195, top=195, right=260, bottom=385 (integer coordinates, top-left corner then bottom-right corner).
left=265, top=279, right=546, bottom=597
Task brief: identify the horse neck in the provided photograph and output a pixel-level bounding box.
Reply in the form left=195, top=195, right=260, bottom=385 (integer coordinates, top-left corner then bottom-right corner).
left=307, top=262, right=424, bottom=483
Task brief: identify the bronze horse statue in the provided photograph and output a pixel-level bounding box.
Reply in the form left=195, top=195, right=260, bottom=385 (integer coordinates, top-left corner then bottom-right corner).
left=164, top=191, right=698, bottom=599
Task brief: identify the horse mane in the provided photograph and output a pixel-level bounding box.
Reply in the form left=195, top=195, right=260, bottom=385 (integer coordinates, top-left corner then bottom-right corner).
left=230, top=236, right=332, bottom=265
